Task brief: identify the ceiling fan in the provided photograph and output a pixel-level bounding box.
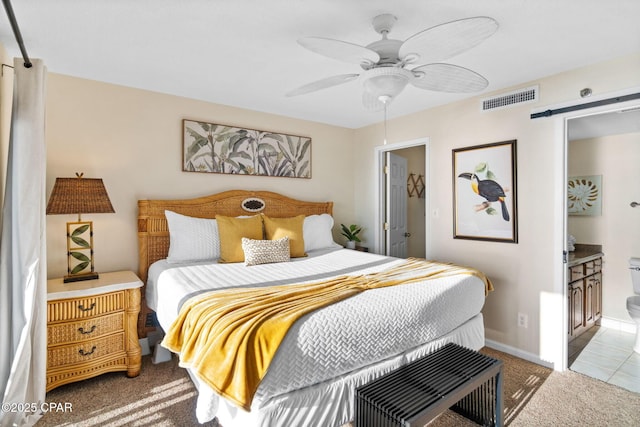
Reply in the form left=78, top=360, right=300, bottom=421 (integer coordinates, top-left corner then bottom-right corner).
left=286, top=14, right=499, bottom=110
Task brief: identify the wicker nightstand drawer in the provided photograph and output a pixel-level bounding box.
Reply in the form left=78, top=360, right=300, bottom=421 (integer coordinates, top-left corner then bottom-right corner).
left=47, top=291, right=125, bottom=322
left=46, top=271, right=143, bottom=391
left=47, top=312, right=124, bottom=346
left=47, top=332, right=125, bottom=369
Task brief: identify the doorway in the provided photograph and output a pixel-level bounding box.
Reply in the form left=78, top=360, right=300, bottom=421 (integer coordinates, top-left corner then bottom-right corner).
left=374, top=138, right=430, bottom=258
left=564, top=104, right=640, bottom=388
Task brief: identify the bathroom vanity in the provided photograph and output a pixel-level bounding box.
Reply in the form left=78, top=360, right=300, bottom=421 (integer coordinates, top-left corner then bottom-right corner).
left=568, top=244, right=603, bottom=341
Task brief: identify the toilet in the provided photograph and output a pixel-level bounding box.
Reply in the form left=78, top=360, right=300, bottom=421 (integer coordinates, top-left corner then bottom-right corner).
left=627, top=257, right=640, bottom=353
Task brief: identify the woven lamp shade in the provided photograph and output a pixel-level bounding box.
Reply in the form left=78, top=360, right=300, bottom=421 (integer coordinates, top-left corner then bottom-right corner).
left=46, top=175, right=115, bottom=215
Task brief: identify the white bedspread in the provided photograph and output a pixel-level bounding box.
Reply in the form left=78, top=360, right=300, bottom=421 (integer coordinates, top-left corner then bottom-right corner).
left=147, top=248, right=486, bottom=423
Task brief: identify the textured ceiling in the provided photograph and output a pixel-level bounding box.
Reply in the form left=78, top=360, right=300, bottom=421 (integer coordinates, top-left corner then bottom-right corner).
left=0, top=0, right=639, bottom=129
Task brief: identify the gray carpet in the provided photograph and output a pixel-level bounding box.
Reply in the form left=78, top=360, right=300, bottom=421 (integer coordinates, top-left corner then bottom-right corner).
left=37, top=347, right=640, bottom=427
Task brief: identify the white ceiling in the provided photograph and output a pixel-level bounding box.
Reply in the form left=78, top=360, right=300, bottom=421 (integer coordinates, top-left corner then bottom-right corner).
left=0, top=0, right=639, bottom=129
left=568, top=108, right=640, bottom=141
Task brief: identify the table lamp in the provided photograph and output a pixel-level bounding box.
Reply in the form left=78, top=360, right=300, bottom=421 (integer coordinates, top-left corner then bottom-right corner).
left=46, top=173, right=115, bottom=282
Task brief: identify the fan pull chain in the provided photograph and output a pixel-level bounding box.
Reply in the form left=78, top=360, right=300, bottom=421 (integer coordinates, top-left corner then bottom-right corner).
left=384, top=102, right=388, bottom=145
left=381, top=95, right=390, bottom=145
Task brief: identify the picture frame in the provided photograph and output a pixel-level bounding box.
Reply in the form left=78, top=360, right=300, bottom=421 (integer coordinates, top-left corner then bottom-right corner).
left=183, top=119, right=311, bottom=178
left=568, top=175, right=602, bottom=216
left=453, top=140, right=518, bottom=243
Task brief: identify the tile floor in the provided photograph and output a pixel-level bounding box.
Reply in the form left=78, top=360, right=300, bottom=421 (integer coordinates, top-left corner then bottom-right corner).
left=569, top=325, right=640, bottom=394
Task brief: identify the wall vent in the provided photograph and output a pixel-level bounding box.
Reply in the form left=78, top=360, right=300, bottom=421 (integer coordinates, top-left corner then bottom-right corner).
left=482, top=85, right=539, bottom=111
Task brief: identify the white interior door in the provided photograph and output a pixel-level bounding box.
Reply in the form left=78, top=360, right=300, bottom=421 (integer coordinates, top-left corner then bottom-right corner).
left=386, top=152, right=408, bottom=257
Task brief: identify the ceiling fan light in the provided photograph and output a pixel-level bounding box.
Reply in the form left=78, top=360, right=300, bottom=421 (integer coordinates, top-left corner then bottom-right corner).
left=362, top=67, right=412, bottom=101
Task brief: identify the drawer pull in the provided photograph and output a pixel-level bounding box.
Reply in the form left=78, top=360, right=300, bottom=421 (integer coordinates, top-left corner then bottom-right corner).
left=78, top=346, right=97, bottom=356
left=78, top=325, right=97, bottom=335
left=77, top=302, right=96, bottom=312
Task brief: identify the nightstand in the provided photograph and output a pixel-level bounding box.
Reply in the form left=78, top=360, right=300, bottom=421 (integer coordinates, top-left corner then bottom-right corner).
left=46, top=271, right=143, bottom=392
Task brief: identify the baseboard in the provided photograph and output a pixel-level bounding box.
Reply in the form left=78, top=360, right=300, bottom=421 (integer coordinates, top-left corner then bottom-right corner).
left=485, top=319, right=637, bottom=371
left=600, top=316, right=636, bottom=334
left=484, top=339, right=554, bottom=369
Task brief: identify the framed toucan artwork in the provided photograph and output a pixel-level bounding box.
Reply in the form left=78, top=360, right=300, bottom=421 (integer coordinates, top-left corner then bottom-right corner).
left=453, top=140, right=518, bottom=243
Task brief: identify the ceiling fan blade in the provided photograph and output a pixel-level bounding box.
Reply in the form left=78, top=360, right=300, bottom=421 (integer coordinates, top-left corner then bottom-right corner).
left=411, top=63, right=488, bottom=93
left=298, top=37, right=380, bottom=67
left=286, top=74, right=359, bottom=97
left=399, top=17, right=498, bottom=64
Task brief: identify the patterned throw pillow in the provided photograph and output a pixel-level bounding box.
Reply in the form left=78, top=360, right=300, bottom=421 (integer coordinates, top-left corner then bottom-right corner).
left=241, top=237, right=290, bottom=266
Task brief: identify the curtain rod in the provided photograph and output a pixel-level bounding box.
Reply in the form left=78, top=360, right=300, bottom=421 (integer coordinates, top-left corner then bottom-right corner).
left=2, top=0, right=32, bottom=68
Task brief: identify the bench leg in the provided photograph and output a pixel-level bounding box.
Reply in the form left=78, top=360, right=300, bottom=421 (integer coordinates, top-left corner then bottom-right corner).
left=495, top=370, right=504, bottom=427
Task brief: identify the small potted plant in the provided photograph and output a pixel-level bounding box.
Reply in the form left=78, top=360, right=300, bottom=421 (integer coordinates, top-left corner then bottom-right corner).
left=340, top=223, right=362, bottom=249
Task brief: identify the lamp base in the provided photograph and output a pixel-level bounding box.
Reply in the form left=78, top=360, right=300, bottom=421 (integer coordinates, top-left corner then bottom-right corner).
left=63, top=272, right=99, bottom=283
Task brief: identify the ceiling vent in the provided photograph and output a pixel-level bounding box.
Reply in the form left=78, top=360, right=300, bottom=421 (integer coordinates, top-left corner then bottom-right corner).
left=481, top=85, right=539, bottom=111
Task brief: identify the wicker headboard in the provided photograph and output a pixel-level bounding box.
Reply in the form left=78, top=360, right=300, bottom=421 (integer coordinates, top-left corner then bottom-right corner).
left=137, top=190, right=333, bottom=336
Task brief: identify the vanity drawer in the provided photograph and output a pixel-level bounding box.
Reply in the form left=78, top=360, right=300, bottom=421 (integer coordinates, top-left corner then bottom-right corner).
left=585, top=258, right=602, bottom=275
left=569, top=265, right=584, bottom=281
left=47, top=312, right=124, bottom=346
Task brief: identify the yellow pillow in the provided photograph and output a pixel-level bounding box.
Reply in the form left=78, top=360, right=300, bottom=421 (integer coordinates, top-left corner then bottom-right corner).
left=263, top=214, right=306, bottom=258
left=216, top=215, right=264, bottom=263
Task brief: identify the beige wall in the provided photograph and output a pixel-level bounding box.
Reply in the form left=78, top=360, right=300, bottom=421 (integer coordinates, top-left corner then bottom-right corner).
left=353, top=52, right=640, bottom=365
left=45, top=74, right=356, bottom=278
left=569, top=132, right=640, bottom=322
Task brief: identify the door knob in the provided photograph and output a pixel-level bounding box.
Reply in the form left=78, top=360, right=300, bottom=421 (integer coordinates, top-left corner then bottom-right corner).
left=404, top=232, right=411, bottom=237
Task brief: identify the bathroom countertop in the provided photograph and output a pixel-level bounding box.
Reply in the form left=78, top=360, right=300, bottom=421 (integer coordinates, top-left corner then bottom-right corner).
left=568, top=244, right=603, bottom=267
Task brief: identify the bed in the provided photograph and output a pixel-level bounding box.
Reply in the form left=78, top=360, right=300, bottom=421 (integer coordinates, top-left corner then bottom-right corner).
left=137, top=190, right=491, bottom=427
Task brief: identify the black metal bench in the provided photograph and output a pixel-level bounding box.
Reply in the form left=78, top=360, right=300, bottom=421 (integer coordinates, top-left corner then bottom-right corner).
left=355, top=343, right=503, bottom=427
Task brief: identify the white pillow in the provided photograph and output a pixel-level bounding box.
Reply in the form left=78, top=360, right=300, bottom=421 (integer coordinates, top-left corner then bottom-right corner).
left=242, top=237, right=290, bottom=266
left=165, top=210, right=220, bottom=263
left=303, top=214, right=341, bottom=252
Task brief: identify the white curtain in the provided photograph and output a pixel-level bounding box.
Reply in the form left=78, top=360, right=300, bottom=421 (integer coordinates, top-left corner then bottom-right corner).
left=0, top=58, right=47, bottom=427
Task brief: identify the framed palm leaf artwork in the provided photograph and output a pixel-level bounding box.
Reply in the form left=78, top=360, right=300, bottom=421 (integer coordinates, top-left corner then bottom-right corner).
left=453, top=140, right=518, bottom=243
left=183, top=119, right=311, bottom=178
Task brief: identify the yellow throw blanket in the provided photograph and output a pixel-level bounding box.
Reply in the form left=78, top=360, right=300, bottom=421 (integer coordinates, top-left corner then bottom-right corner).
left=162, top=258, right=493, bottom=410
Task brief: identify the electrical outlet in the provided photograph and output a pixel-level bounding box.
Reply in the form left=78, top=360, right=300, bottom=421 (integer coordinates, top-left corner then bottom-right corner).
left=518, top=312, right=528, bottom=328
